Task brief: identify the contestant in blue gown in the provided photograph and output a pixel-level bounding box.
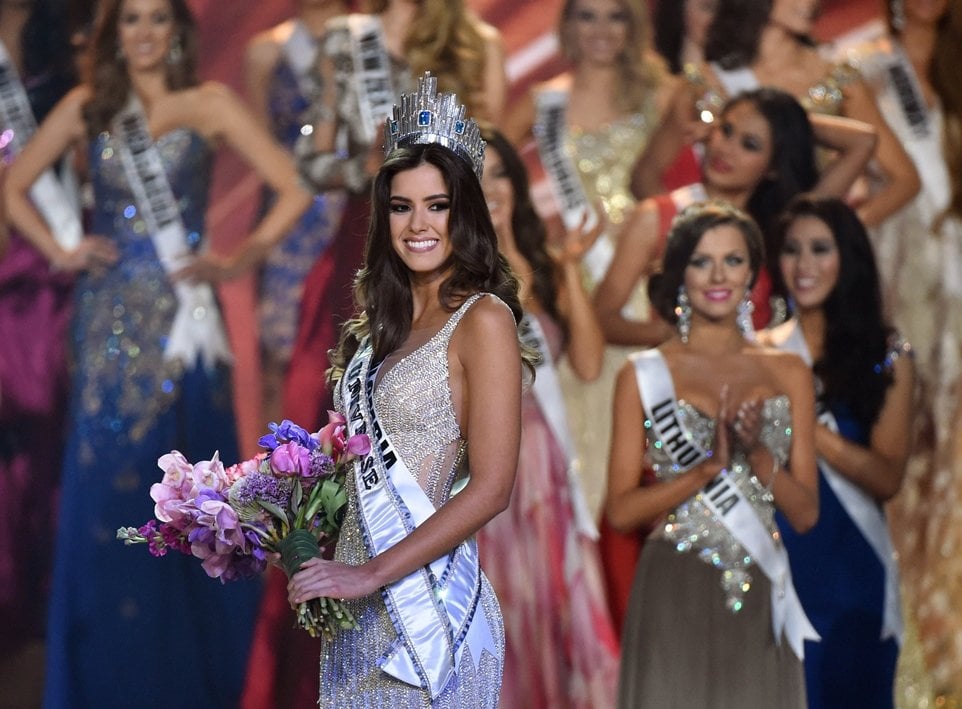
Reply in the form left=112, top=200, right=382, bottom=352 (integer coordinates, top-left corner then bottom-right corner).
left=254, top=27, right=345, bottom=413
left=4, top=2, right=311, bottom=706
left=765, top=196, right=915, bottom=708
left=42, top=128, right=262, bottom=708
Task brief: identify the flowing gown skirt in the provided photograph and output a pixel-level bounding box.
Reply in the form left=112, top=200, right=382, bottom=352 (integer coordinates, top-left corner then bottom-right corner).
left=618, top=540, right=806, bottom=708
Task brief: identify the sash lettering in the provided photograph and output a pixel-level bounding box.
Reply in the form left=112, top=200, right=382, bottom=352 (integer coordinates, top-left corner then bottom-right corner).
left=348, top=15, right=397, bottom=145
left=531, top=90, right=614, bottom=283
left=112, top=97, right=232, bottom=368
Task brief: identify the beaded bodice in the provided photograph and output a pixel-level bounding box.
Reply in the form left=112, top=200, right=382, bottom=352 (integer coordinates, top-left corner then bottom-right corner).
left=370, top=296, right=481, bottom=508
left=686, top=60, right=860, bottom=121
left=566, top=107, right=657, bottom=228
left=647, top=395, right=793, bottom=611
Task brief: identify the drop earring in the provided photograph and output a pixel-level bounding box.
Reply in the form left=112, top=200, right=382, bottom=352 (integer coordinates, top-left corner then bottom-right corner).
left=736, top=291, right=755, bottom=336
left=675, top=286, right=692, bottom=344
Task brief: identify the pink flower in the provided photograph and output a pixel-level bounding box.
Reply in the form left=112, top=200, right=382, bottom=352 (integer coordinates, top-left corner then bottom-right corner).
left=317, top=411, right=347, bottom=456
left=191, top=452, right=229, bottom=493
left=157, top=451, right=193, bottom=489
left=346, top=433, right=371, bottom=456
left=270, top=441, right=313, bottom=477
left=224, top=453, right=264, bottom=484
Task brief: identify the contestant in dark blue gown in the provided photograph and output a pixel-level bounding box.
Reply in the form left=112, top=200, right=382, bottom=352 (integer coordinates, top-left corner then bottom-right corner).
left=42, top=128, right=261, bottom=708
left=779, top=403, right=901, bottom=708
left=765, top=196, right=915, bottom=709
left=4, top=2, right=311, bottom=706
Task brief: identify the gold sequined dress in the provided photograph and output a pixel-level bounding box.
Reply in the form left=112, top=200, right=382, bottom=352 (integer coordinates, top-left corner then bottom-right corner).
left=547, top=95, right=661, bottom=517
left=618, top=394, right=806, bottom=707
left=323, top=295, right=504, bottom=707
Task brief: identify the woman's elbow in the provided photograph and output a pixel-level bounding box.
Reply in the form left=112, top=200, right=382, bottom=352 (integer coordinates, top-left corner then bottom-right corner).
left=790, top=497, right=819, bottom=534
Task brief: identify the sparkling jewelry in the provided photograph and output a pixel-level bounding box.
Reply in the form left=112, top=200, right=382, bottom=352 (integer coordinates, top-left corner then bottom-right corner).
left=736, top=292, right=755, bottom=336
left=167, top=37, right=183, bottom=65
left=675, top=286, right=692, bottom=344
left=384, top=72, right=486, bottom=179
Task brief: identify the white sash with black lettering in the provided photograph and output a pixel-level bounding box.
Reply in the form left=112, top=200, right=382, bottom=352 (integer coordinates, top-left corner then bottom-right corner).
left=710, top=63, right=760, bottom=98
left=882, top=44, right=931, bottom=140
left=532, top=90, right=609, bottom=282
left=348, top=15, right=396, bottom=145
left=0, top=40, right=82, bottom=250
left=111, top=97, right=232, bottom=368
left=518, top=312, right=597, bottom=538
left=282, top=20, right=320, bottom=101
left=631, top=348, right=820, bottom=659
left=771, top=319, right=903, bottom=644
left=340, top=337, right=497, bottom=699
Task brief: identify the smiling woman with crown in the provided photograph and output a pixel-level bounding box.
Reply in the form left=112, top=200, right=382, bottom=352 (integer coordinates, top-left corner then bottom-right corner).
left=285, top=73, right=530, bottom=707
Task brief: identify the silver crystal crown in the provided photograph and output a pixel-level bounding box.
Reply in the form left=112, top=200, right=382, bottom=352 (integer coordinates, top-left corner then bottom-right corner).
left=384, top=72, right=486, bottom=179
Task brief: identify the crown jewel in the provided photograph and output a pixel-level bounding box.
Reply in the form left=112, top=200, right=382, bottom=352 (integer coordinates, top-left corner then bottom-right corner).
left=384, top=72, right=486, bottom=179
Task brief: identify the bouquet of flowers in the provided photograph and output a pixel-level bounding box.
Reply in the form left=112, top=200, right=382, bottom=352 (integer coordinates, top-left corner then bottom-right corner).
left=117, top=413, right=369, bottom=639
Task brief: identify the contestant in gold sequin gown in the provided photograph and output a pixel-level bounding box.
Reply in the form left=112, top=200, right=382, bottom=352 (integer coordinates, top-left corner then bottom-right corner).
left=503, top=0, right=670, bottom=516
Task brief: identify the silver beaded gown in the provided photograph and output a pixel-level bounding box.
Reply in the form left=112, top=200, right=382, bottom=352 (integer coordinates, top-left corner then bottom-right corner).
left=618, top=395, right=807, bottom=708
left=323, top=295, right=505, bottom=707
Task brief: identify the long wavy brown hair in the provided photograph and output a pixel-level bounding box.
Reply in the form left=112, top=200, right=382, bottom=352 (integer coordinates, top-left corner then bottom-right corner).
left=930, top=2, right=962, bottom=224
left=82, top=0, right=199, bottom=135
left=329, top=143, right=530, bottom=381
left=367, top=0, right=489, bottom=120
left=558, top=0, right=666, bottom=114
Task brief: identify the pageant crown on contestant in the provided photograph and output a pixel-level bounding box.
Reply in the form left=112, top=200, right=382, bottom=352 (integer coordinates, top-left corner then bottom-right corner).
left=384, top=72, right=486, bottom=179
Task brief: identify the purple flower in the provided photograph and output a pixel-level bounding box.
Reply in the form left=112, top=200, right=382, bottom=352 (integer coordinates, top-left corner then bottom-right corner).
left=259, top=420, right=318, bottom=452
left=310, top=451, right=335, bottom=478
left=270, top=441, right=313, bottom=477
left=232, top=472, right=292, bottom=507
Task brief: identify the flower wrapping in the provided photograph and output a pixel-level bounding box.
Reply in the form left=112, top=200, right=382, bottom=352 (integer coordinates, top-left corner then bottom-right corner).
left=117, top=413, right=368, bottom=639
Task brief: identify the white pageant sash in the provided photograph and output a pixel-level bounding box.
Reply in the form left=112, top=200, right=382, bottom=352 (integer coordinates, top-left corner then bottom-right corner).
left=771, top=319, right=903, bottom=644
left=518, top=312, right=597, bottom=539
left=111, top=97, right=232, bottom=369
left=282, top=20, right=320, bottom=101
left=348, top=15, right=397, bottom=145
left=531, top=90, right=611, bottom=283
left=340, top=337, right=497, bottom=699
left=631, top=349, right=819, bottom=659
left=710, top=64, right=760, bottom=98
left=883, top=45, right=930, bottom=140
left=0, top=40, right=82, bottom=250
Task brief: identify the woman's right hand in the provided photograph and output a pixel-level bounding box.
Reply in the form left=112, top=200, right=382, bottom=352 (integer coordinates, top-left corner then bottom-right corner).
left=52, top=235, right=119, bottom=273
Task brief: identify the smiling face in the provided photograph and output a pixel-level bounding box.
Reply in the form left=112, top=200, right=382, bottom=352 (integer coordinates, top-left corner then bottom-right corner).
left=389, top=162, right=453, bottom=282
left=684, top=223, right=754, bottom=322
left=117, top=0, right=176, bottom=72
left=566, top=0, right=631, bottom=66
left=479, top=145, right=514, bottom=237
left=703, top=99, right=774, bottom=196
left=779, top=214, right=840, bottom=311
